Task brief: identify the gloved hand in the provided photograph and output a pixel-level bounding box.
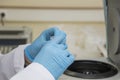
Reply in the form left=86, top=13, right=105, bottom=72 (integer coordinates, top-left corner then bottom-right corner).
left=25, top=27, right=67, bottom=62
left=33, top=42, right=75, bottom=80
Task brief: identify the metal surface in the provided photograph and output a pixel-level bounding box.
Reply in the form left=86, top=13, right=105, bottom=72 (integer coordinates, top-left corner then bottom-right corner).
left=64, top=60, right=118, bottom=79
left=59, top=58, right=120, bottom=80
left=105, top=0, right=120, bottom=68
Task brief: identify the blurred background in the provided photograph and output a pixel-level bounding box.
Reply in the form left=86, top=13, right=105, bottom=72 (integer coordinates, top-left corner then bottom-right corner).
left=0, top=0, right=106, bottom=59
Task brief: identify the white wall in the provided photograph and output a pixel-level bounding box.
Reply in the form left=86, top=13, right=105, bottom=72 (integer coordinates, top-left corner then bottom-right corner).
left=0, top=9, right=105, bottom=22
left=0, top=0, right=103, bottom=9
left=0, top=0, right=106, bottom=59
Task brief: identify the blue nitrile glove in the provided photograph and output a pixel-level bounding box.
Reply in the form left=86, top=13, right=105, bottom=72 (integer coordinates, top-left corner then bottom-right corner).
left=33, top=42, right=75, bottom=80
left=25, top=27, right=67, bottom=62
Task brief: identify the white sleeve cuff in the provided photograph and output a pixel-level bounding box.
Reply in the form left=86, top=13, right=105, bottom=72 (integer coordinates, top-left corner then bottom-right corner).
left=13, top=44, right=30, bottom=72
left=10, top=63, right=55, bottom=80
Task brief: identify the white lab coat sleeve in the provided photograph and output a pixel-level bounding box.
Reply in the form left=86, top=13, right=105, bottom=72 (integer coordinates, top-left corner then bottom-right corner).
left=0, top=44, right=29, bottom=80
left=10, top=63, right=55, bottom=80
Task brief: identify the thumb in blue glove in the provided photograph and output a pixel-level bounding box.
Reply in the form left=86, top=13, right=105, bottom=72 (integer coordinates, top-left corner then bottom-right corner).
left=33, top=42, right=75, bottom=80
left=25, top=27, right=67, bottom=62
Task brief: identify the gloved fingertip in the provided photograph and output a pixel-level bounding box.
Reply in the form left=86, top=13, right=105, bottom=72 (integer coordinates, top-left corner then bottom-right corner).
left=52, top=34, right=66, bottom=44
left=63, top=44, right=68, bottom=49
left=69, top=54, right=75, bottom=62
left=61, top=31, right=67, bottom=37
left=61, top=38, right=66, bottom=44
left=64, top=50, right=75, bottom=60
left=58, top=44, right=67, bottom=50
left=52, top=27, right=59, bottom=30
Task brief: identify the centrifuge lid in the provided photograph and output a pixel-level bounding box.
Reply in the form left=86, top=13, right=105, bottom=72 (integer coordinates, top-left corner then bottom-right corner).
left=64, top=60, right=118, bottom=79
left=104, top=0, right=120, bottom=68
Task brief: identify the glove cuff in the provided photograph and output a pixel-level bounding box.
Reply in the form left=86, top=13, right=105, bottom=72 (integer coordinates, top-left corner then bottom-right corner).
left=34, top=59, right=64, bottom=80
left=24, top=47, right=34, bottom=62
